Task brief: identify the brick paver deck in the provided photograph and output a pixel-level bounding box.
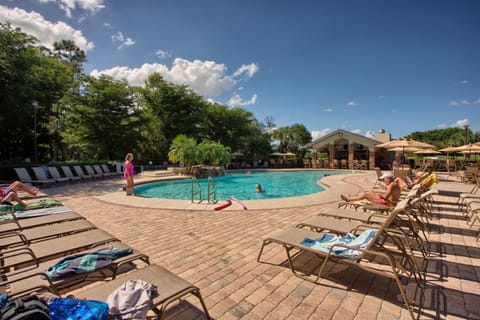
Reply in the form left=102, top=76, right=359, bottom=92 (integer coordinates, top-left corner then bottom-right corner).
left=44, top=171, right=480, bottom=319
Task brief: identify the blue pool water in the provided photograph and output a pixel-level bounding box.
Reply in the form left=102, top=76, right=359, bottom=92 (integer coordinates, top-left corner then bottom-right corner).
left=135, top=170, right=342, bottom=201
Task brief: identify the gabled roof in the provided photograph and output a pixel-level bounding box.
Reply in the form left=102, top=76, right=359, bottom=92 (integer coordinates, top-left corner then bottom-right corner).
left=304, top=129, right=381, bottom=150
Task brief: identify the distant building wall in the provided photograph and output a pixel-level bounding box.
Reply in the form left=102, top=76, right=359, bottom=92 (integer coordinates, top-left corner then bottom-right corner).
left=375, top=130, right=391, bottom=143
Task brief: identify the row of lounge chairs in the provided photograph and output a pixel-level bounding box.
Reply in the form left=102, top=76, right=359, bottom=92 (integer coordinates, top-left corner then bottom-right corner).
left=257, top=182, right=437, bottom=319
left=0, top=202, right=210, bottom=319
left=458, top=174, right=480, bottom=240
left=14, top=164, right=121, bottom=186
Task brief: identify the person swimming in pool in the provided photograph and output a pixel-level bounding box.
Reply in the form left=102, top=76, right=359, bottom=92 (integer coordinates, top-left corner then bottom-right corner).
left=255, top=184, right=262, bottom=193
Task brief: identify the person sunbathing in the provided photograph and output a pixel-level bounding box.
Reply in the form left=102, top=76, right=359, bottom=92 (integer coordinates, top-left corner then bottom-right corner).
left=395, top=171, right=428, bottom=190
left=0, top=181, right=38, bottom=206
left=340, top=173, right=401, bottom=206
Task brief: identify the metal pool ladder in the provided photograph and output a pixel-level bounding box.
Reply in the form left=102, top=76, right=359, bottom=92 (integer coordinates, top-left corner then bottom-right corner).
left=191, top=177, right=202, bottom=203
left=207, top=176, right=218, bottom=204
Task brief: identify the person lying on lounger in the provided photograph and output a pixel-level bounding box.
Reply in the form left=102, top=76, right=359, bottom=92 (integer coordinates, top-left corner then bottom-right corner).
left=340, top=173, right=401, bottom=206
left=395, top=171, right=429, bottom=190
left=0, top=181, right=38, bottom=206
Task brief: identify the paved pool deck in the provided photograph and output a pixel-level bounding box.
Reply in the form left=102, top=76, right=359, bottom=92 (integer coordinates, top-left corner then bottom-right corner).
left=43, top=170, right=480, bottom=319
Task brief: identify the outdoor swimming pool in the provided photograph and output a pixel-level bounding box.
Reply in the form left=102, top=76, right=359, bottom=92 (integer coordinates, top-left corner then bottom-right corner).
left=135, top=170, right=342, bottom=201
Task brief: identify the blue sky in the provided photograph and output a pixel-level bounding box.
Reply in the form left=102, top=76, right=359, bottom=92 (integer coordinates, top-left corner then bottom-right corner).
left=1, top=0, right=479, bottom=141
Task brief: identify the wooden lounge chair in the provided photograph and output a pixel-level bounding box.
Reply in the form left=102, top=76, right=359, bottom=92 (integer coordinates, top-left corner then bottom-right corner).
left=47, top=167, right=70, bottom=183
left=2, top=229, right=118, bottom=269
left=60, top=166, right=81, bottom=182
left=14, top=167, right=53, bottom=186
left=0, top=219, right=96, bottom=248
left=84, top=165, right=103, bottom=178
left=76, top=264, right=210, bottom=320
left=258, top=198, right=418, bottom=319
left=3, top=241, right=150, bottom=298
left=32, top=167, right=56, bottom=185
left=73, top=165, right=93, bottom=180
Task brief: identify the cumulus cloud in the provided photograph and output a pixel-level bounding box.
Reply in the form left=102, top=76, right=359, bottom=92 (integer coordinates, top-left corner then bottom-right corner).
left=155, top=49, right=171, bottom=59
left=346, top=101, right=358, bottom=107
left=364, top=131, right=375, bottom=139
left=90, top=59, right=258, bottom=97
left=39, top=0, right=105, bottom=18
left=232, top=63, right=259, bottom=78
left=437, top=123, right=448, bottom=129
left=227, top=93, right=257, bottom=107
left=112, top=31, right=135, bottom=49
left=311, top=129, right=331, bottom=141
left=323, top=107, right=332, bottom=112
left=449, top=98, right=480, bottom=106
left=0, top=5, right=94, bottom=52
left=453, top=119, right=470, bottom=128
left=351, top=129, right=361, bottom=134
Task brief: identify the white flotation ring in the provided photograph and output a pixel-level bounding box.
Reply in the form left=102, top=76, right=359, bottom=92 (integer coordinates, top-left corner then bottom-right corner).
left=229, top=197, right=247, bottom=210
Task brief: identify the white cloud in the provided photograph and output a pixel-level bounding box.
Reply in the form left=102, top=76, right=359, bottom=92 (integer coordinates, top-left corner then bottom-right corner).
left=346, top=101, right=358, bottom=107
left=104, top=22, right=111, bottom=28
left=0, top=6, right=94, bottom=52
left=155, top=49, right=171, bottom=59
left=351, top=129, right=361, bottom=134
left=459, top=80, right=470, bottom=85
left=437, top=123, right=448, bottom=129
left=227, top=93, right=257, bottom=107
left=39, top=0, right=105, bottom=18
left=453, top=119, right=470, bottom=128
left=112, top=31, right=135, bottom=49
left=323, top=107, right=332, bottom=112
left=364, top=131, right=375, bottom=139
left=449, top=98, right=480, bottom=106
left=90, top=59, right=259, bottom=97
left=232, top=63, right=259, bottom=78
left=311, top=129, right=331, bottom=141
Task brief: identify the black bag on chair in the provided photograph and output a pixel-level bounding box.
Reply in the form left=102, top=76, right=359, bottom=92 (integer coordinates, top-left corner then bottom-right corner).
left=0, top=296, right=50, bottom=320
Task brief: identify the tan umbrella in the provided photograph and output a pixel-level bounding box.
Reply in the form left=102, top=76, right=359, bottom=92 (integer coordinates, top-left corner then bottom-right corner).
left=270, top=152, right=284, bottom=156
left=376, top=138, right=435, bottom=149
left=452, top=144, right=480, bottom=152
left=284, top=152, right=296, bottom=157
left=388, top=146, right=423, bottom=153
left=439, top=146, right=459, bottom=152
left=414, top=149, right=441, bottom=155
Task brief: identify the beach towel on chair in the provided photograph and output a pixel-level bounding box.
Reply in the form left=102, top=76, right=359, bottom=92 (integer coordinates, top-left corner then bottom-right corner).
left=45, top=247, right=133, bottom=280
left=301, top=229, right=377, bottom=259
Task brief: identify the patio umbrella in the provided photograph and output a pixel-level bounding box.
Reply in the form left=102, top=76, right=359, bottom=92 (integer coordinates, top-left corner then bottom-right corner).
left=283, top=152, right=296, bottom=157
left=452, top=144, right=480, bottom=152
left=439, top=147, right=459, bottom=152
left=376, top=138, right=435, bottom=150
left=414, top=149, right=441, bottom=155
left=270, top=152, right=284, bottom=156
left=376, top=138, right=435, bottom=164
left=388, top=146, right=423, bottom=153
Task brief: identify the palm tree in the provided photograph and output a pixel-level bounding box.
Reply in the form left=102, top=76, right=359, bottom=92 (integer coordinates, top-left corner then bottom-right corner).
left=168, top=135, right=202, bottom=173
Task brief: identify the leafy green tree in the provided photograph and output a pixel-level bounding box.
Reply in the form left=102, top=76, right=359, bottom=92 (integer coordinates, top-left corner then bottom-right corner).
left=198, top=140, right=231, bottom=166
left=0, top=23, right=73, bottom=162
left=407, top=127, right=475, bottom=148
left=62, top=75, right=141, bottom=159
left=272, top=124, right=312, bottom=154
left=168, top=135, right=201, bottom=172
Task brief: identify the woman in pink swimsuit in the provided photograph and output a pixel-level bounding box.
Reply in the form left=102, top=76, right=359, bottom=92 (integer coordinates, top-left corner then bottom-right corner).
left=124, top=153, right=135, bottom=195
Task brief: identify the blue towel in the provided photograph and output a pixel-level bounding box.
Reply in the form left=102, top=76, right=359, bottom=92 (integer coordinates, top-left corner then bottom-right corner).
left=45, top=247, right=133, bottom=280
left=301, top=230, right=377, bottom=259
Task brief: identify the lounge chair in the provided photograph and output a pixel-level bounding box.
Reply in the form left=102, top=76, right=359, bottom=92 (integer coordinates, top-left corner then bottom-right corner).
left=14, top=167, right=53, bottom=186
left=32, top=167, right=56, bottom=185
left=3, top=241, right=150, bottom=298
left=2, top=229, right=118, bottom=269
left=84, top=165, right=103, bottom=178
left=0, top=211, right=83, bottom=234
left=0, top=219, right=96, bottom=248
left=73, top=165, right=93, bottom=180
left=92, top=164, right=107, bottom=177
left=101, top=164, right=120, bottom=176
left=47, top=167, right=70, bottom=183
left=258, top=198, right=418, bottom=319
left=76, top=264, right=210, bottom=320
left=60, top=166, right=81, bottom=182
